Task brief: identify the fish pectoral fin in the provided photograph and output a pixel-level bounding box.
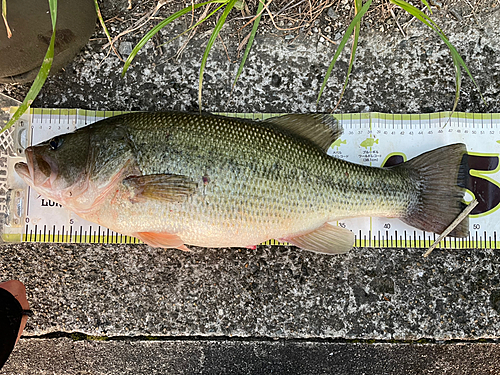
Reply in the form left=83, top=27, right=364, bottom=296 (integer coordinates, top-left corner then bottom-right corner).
left=134, top=231, right=189, bottom=251
left=123, top=174, right=197, bottom=203
left=265, top=114, right=342, bottom=153
left=281, top=223, right=354, bottom=255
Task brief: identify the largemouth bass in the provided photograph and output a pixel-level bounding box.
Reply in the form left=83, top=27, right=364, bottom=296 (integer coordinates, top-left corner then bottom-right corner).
left=15, top=112, right=469, bottom=254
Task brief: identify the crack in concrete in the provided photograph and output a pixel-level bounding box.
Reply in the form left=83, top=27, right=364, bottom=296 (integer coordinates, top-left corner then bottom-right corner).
left=21, top=332, right=500, bottom=345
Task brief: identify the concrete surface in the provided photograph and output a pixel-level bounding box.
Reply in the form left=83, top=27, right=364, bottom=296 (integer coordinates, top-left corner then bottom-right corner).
left=1, top=243, right=500, bottom=340
left=1, top=0, right=500, bottom=373
left=3, top=338, right=500, bottom=374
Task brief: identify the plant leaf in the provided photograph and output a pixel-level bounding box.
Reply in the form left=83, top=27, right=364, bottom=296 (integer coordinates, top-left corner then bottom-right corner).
left=1, top=0, right=57, bottom=133
left=93, top=0, right=119, bottom=57
left=122, top=0, right=228, bottom=76
left=233, top=0, right=265, bottom=87
left=317, top=0, right=372, bottom=104
left=334, top=0, right=363, bottom=108
left=234, top=0, right=245, bottom=11
left=2, top=0, right=12, bottom=38
left=199, top=0, right=237, bottom=111
left=451, top=53, right=462, bottom=113
left=420, top=0, right=432, bottom=14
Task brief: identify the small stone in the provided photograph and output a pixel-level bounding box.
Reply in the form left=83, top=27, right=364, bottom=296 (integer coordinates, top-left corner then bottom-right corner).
left=324, top=26, right=331, bottom=33
left=319, top=37, right=325, bottom=43
left=327, top=7, right=338, bottom=19
left=449, top=8, right=463, bottom=21
left=490, top=290, right=500, bottom=313
left=118, top=41, right=134, bottom=57
left=334, top=32, right=342, bottom=40
left=271, top=74, right=281, bottom=87
left=313, top=27, right=319, bottom=33
left=284, top=34, right=294, bottom=40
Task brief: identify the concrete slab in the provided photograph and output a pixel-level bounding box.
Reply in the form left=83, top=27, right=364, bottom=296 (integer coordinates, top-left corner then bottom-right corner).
left=1, top=243, right=500, bottom=339
left=2, top=338, right=500, bottom=374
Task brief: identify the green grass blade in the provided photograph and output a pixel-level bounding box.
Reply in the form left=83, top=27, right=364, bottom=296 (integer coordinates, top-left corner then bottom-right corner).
left=335, top=0, right=362, bottom=108
left=122, top=0, right=227, bottom=76
left=233, top=0, right=265, bottom=87
left=391, top=0, right=485, bottom=108
left=317, top=0, right=372, bottom=104
left=1, top=0, right=57, bottom=133
left=420, top=0, right=432, bottom=14
left=48, top=0, right=57, bottom=28
left=451, top=53, right=462, bottom=113
left=199, top=0, right=237, bottom=111
left=390, top=0, right=436, bottom=30
left=2, top=0, right=12, bottom=38
left=93, top=0, right=113, bottom=48
left=439, top=36, right=485, bottom=107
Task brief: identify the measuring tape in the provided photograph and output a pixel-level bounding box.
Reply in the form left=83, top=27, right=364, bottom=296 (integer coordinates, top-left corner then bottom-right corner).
left=1, top=109, right=499, bottom=249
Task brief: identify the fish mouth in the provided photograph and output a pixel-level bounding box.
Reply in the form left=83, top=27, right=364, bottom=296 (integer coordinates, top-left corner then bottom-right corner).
left=14, top=147, right=58, bottom=188
left=14, top=161, right=31, bottom=184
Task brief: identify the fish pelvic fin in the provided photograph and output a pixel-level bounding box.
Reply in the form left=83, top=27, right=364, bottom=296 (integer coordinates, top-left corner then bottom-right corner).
left=134, top=231, right=189, bottom=251
left=396, top=143, right=469, bottom=237
left=265, top=114, right=342, bottom=152
left=280, top=223, right=355, bottom=255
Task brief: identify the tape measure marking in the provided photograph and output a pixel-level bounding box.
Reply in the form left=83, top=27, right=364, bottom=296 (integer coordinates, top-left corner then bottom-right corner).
left=5, top=109, right=500, bottom=249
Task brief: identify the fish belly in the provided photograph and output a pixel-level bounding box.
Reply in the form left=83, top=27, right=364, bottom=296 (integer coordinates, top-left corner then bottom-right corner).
left=88, top=181, right=330, bottom=248
left=85, top=158, right=411, bottom=248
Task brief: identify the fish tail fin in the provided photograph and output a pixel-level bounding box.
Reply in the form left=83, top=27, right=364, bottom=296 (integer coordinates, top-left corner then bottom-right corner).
left=375, top=139, right=379, bottom=144
left=397, top=143, right=469, bottom=237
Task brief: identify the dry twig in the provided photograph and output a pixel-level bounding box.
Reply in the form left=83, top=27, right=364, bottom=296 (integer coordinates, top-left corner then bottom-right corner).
left=390, top=8, right=406, bottom=37
left=175, top=3, right=213, bottom=60
left=218, top=33, right=234, bottom=63
left=423, top=199, right=479, bottom=257
left=103, top=0, right=167, bottom=50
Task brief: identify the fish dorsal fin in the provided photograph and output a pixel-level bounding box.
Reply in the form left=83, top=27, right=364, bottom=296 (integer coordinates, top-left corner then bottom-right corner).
left=265, top=114, right=343, bottom=152
left=280, top=223, right=355, bottom=255
left=123, top=174, right=197, bottom=203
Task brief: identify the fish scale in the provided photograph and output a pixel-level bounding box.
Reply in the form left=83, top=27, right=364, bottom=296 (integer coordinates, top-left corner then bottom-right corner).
left=91, top=113, right=412, bottom=245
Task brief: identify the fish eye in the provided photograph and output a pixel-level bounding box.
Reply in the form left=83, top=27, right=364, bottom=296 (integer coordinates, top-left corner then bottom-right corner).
left=49, top=136, right=63, bottom=150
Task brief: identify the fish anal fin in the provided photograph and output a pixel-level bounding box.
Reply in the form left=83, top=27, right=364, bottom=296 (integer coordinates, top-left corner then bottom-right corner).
left=265, top=114, right=342, bottom=152
left=124, top=174, right=197, bottom=203
left=280, top=223, right=354, bottom=255
left=134, top=231, right=189, bottom=251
